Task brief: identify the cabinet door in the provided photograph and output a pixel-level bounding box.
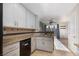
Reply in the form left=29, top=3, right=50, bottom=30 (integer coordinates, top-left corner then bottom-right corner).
left=4, top=48, right=19, bottom=56
left=30, top=14, right=36, bottom=29
left=3, top=4, right=16, bottom=27
left=31, top=37, right=36, bottom=53
left=36, top=37, right=44, bottom=50
left=36, top=37, right=53, bottom=52
left=3, top=42, right=20, bottom=56
left=26, top=11, right=32, bottom=28
left=15, top=4, right=26, bottom=28
left=26, top=11, right=36, bottom=29
left=3, top=4, right=26, bottom=28
left=43, top=38, right=53, bottom=51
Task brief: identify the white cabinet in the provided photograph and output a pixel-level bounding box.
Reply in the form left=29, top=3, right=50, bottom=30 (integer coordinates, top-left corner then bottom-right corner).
left=31, top=37, right=36, bottom=53
left=26, top=11, right=36, bottom=29
left=3, top=3, right=36, bottom=29
left=3, top=42, right=20, bottom=56
left=3, top=3, right=26, bottom=28
left=31, top=14, right=36, bottom=29
left=26, top=11, right=32, bottom=28
left=4, top=48, right=19, bottom=56
left=36, top=37, right=53, bottom=52
left=36, top=37, right=44, bottom=50
left=3, top=4, right=16, bottom=27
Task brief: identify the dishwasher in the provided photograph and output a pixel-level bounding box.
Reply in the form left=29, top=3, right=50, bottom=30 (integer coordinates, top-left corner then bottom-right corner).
left=20, top=38, right=31, bottom=56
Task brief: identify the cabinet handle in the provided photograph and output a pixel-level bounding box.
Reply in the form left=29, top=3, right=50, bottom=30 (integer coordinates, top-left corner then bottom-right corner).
left=24, top=43, right=29, bottom=46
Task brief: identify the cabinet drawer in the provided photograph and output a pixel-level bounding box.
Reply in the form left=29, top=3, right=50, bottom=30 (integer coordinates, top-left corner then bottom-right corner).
left=3, top=42, right=19, bottom=55
left=4, top=48, right=19, bottom=56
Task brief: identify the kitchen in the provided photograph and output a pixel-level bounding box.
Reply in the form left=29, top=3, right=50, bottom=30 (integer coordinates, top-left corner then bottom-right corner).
left=3, top=3, right=54, bottom=56
left=0, top=3, right=79, bottom=56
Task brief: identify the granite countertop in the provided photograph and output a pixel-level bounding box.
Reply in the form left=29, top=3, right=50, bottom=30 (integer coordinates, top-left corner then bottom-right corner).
left=3, top=31, right=54, bottom=36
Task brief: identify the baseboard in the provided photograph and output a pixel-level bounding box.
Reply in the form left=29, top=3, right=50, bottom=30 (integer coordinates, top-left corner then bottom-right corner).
left=31, top=49, right=36, bottom=55
left=36, top=49, right=53, bottom=53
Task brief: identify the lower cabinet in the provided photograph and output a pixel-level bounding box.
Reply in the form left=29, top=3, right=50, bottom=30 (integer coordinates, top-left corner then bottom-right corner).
left=3, top=37, right=54, bottom=56
left=4, top=48, right=19, bottom=56
left=3, top=42, right=20, bottom=56
left=31, top=37, right=36, bottom=53
left=36, top=37, right=54, bottom=52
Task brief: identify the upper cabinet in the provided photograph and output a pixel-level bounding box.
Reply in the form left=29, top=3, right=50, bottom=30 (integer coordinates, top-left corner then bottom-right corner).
left=3, top=3, right=36, bottom=29
left=3, top=4, right=16, bottom=27
left=28, top=12, right=36, bottom=29
left=25, top=10, right=36, bottom=29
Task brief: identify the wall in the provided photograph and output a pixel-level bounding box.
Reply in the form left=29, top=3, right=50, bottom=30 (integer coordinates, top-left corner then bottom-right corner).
left=58, top=4, right=79, bottom=55
left=67, top=4, right=79, bottom=55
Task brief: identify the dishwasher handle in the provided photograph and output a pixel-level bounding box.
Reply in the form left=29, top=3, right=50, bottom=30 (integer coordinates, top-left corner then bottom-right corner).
left=23, top=43, right=29, bottom=46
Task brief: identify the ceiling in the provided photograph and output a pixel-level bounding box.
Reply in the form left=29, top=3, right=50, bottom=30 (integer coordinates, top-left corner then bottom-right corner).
left=22, top=3, right=77, bottom=22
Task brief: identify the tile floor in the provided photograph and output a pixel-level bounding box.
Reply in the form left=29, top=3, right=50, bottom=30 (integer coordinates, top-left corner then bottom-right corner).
left=31, top=49, right=74, bottom=56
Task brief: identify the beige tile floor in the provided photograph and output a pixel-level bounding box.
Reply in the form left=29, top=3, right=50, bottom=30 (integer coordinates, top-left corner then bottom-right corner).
left=31, top=50, right=52, bottom=56
left=52, top=49, right=74, bottom=56
left=31, top=49, right=74, bottom=56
